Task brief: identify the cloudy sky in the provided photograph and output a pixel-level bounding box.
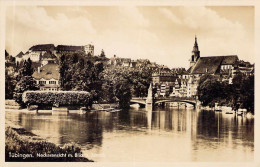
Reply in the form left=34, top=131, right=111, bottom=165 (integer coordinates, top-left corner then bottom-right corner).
left=5, top=6, right=254, bottom=68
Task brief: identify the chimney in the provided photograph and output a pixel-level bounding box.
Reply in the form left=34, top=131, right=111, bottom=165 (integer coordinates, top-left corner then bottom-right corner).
left=38, top=67, right=41, bottom=73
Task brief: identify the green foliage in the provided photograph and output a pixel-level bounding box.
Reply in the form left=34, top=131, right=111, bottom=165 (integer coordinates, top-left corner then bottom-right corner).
left=13, top=76, right=39, bottom=106
left=101, top=67, right=132, bottom=108
left=5, top=70, right=17, bottom=99
left=22, top=91, right=92, bottom=107
left=19, top=58, right=33, bottom=77
left=5, top=51, right=17, bottom=99
left=59, top=53, right=104, bottom=101
left=198, top=75, right=224, bottom=107
left=231, top=73, right=254, bottom=113
left=198, top=73, right=254, bottom=113
left=5, top=126, right=92, bottom=162
left=59, top=52, right=151, bottom=108
left=13, top=59, right=39, bottom=105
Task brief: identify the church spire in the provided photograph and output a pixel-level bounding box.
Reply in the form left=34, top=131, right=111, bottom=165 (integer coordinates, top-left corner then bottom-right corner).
left=190, top=35, right=200, bottom=68
left=193, top=35, right=199, bottom=52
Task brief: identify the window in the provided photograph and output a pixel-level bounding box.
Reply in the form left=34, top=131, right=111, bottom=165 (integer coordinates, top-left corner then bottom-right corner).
left=49, top=81, right=57, bottom=84
left=39, top=81, right=46, bottom=85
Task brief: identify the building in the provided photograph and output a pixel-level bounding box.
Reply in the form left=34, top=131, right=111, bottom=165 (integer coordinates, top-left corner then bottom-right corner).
left=32, top=63, right=60, bottom=91
left=15, top=51, right=24, bottom=63
left=15, top=44, right=55, bottom=63
left=26, top=44, right=55, bottom=62
left=17, top=43, right=94, bottom=64
left=152, top=72, right=176, bottom=85
left=56, top=45, right=84, bottom=53
left=233, top=60, right=254, bottom=76
left=84, top=44, right=94, bottom=56
left=187, top=36, right=239, bottom=97
left=41, top=52, right=58, bottom=66
left=122, top=59, right=132, bottom=67
left=108, top=56, right=136, bottom=67
left=56, top=44, right=94, bottom=56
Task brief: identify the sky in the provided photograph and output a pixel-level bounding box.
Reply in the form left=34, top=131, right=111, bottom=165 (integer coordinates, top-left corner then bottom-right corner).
left=5, top=6, right=254, bottom=68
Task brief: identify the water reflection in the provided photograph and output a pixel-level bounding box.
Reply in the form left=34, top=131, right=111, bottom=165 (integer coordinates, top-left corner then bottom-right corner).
left=5, top=108, right=254, bottom=162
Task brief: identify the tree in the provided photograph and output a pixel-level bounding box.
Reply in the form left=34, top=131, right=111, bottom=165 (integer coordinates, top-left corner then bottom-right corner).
left=5, top=70, right=17, bottom=99
left=100, top=67, right=132, bottom=108
left=197, top=74, right=225, bottom=107
left=58, top=53, right=105, bottom=103
left=197, top=72, right=254, bottom=113
left=243, top=75, right=254, bottom=113
left=114, top=79, right=131, bottom=109
left=13, top=59, right=39, bottom=105
left=231, top=73, right=254, bottom=112
left=100, top=49, right=106, bottom=57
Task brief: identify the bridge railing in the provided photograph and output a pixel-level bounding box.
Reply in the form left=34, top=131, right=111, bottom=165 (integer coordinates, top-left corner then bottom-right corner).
left=132, top=96, right=196, bottom=101
left=154, top=97, right=196, bottom=101
left=132, top=97, right=146, bottom=100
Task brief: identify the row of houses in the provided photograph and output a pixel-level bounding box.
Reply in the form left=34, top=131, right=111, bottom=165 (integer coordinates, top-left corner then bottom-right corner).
left=107, top=55, right=157, bottom=69
left=152, top=36, right=254, bottom=98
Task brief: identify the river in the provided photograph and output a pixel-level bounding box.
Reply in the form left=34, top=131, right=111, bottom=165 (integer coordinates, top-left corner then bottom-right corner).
left=5, top=107, right=254, bottom=162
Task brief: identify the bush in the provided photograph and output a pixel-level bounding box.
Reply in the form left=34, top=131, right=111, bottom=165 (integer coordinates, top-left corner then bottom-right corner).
left=5, top=126, right=92, bottom=162
left=22, top=91, right=92, bottom=107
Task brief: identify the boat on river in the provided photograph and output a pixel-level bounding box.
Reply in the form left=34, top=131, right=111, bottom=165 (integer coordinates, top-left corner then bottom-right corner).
left=106, top=108, right=121, bottom=113
left=215, top=106, right=222, bottom=112
left=225, top=111, right=234, bottom=114
left=214, top=103, right=222, bottom=112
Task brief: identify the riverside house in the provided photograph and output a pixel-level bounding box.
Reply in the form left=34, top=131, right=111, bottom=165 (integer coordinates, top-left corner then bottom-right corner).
left=32, top=63, right=60, bottom=91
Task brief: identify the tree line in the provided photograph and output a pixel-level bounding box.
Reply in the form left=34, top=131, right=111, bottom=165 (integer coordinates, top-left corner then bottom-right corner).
left=197, top=73, right=254, bottom=113
left=6, top=51, right=152, bottom=109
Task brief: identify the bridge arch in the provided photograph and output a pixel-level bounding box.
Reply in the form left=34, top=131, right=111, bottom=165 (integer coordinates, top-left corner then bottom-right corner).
left=130, top=100, right=146, bottom=108
left=154, top=99, right=196, bottom=108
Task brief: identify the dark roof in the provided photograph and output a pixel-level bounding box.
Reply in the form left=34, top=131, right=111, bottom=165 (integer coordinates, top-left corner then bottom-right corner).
left=41, top=52, right=57, bottom=59
left=190, top=57, right=222, bottom=74
left=187, top=67, right=192, bottom=73
left=16, top=51, right=24, bottom=58
left=177, top=70, right=189, bottom=75
left=31, top=62, right=42, bottom=69
left=190, top=55, right=238, bottom=74
left=221, top=55, right=238, bottom=65
left=32, top=63, right=59, bottom=80
left=29, top=44, right=55, bottom=51
left=57, top=45, right=84, bottom=52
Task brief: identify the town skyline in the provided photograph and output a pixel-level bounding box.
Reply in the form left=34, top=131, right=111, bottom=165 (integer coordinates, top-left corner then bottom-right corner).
left=6, top=6, right=254, bottom=68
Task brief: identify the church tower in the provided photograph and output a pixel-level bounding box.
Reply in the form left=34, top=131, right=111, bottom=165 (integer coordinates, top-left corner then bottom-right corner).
left=190, top=36, right=200, bottom=67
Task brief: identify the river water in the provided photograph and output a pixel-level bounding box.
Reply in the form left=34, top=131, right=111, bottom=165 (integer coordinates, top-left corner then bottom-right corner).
left=5, top=107, right=254, bottom=162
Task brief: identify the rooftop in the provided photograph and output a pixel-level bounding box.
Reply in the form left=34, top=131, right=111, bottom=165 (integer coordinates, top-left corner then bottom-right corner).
left=56, top=45, right=84, bottom=52
left=190, top=55, right=238, bottom=74
left=32, top=63, right=59, bottom=80
left=29, top=44, right=55, bottom=51
left=41, top=52, right=57, bottom=59
left=16, top=51, right=24, bottom=58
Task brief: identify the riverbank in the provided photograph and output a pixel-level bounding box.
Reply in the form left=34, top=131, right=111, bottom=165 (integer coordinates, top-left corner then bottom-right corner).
left=5, top=120, right=93, bottom=162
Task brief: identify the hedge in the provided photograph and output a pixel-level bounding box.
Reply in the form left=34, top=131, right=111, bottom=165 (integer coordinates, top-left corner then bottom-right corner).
left=22, top=91, right=92, bottom=107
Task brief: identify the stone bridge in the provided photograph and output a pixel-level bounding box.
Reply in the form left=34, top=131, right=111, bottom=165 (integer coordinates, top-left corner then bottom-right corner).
left=130, top=97, right=197, bottom=108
